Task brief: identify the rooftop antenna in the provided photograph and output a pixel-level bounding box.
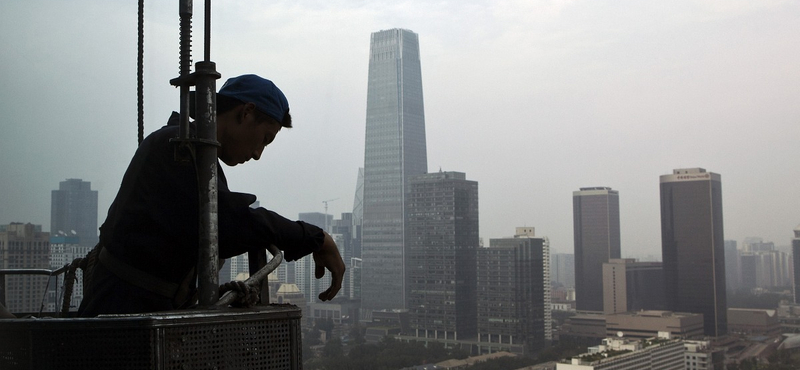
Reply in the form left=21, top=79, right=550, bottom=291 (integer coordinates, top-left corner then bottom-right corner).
left=322, top=198, right=339, bottom=232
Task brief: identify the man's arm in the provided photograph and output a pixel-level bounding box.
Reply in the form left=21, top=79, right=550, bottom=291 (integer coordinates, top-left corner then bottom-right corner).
left=313, top=232, right=346, bottom=301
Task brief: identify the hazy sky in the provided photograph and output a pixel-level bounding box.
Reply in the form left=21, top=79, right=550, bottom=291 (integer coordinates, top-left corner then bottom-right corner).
left=1, top=0, right=798, bottom=256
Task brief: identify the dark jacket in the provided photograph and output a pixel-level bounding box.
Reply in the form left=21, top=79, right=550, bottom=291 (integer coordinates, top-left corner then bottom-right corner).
left=77, top=113, right=323, bottom=316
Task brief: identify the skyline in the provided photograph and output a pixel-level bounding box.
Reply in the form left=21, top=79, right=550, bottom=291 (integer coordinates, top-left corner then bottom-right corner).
left=1, top=1, right=799, bottom=258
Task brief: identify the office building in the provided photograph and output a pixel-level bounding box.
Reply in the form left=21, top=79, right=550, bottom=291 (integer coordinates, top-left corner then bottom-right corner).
left=684, top=340, right=725, bottom=370
left=556, top=333, right=685, bottom=370
left=348, top=257, right=362, bottom=300
left=724, top=240, right=740, bottom=291
left=727, top=308, right=780, bottom=336
left=737, top=240, right=791, bottom=289
left=297, top=212, right=334, bottom=303
left=552, top=253, right=575, bottom=288
left=478, top=228, right=551, bottom=353
left=605, top=310, right=704, bottom=339
left=48, top=234, right=92, bottom=311
left=406, top=171, right=478, bottom=341
left=793, top=225, right=800, bottom=304
left=0, top=223, right=50, bottom=313
left=51, top=179, right=98, bottom=248
left=573, top=187, right=620, bottom=312
left=603, top=259, right=665, bottom=314
left=361, top=28, right=428, bottom=313
left=660, top=168, right=727, bottom=337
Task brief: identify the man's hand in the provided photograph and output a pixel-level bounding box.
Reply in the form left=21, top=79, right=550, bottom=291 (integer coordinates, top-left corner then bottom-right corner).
left=313, top=232, right=346, bottom=301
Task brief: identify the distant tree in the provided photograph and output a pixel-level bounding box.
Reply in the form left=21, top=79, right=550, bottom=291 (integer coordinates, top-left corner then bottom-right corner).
left=536, top=341, right=585, bottom=362
left=727, top=290, right=786, bottom=310
left=322, top=338, right=344, bottom=359
left=348, top=322, right=366, bottom=345
left=467, top=356, right=541, bottom=370
left=314, top=318, right=335, bottom=339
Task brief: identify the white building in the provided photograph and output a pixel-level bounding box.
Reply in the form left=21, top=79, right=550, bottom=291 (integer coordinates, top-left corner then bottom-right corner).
left=557, top=333, right=685, bottom=370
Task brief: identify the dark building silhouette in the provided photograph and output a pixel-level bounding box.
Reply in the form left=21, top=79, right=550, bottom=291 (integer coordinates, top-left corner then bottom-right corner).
left=361, top=28, right=428, bottom=314
left=573, top=187, right=620, bottom=312
left=51, top=179, right=98, bottom=248
left=405, top=171, right=478, bottom=341
left=479, top=228, right=551, bottom=354
left=660, top=168, right=727, bottom=337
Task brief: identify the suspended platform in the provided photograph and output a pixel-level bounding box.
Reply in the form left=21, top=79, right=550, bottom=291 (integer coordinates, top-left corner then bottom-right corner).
left=0, top=305, right=302, bottom=369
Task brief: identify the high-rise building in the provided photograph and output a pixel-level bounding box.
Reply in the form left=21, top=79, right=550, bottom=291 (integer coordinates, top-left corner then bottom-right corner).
left=602, top=259, right=665, bottom=314
left=551, top=253, right=575, bottom=288
left=297, top=212, right=338, bottom=303
left=660, top=168, right=727, bottom=337
left=361, top=28, right=428, bottom=313
left=0, top=223, right=50, bottom=313
left=793, top=226, right=800, bottom=304
left=573, top=187, right=620, bottom=312
left=479, top=228, right=551, bottom=354
left=51, top=179, right=98, bottom=248
left=724, top=240, right=740, bottom=292
left=48, top=234, right=92, bottom=311
left=405, top=171, right=478, bottom=341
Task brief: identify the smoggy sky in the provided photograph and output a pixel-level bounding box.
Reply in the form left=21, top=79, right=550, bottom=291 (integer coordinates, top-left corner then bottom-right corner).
left=1, top=0, right=798, bottom=256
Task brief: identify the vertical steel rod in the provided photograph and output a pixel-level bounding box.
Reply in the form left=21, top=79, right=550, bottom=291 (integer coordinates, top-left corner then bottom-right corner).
left=194, top=61, right=220, bottom=307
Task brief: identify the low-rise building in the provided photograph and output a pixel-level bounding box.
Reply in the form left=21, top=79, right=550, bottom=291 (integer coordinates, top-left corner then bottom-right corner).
left=727, top=308, right=780, bottom=336
left=605, top=310, right=704, bottom=339
left=556, top=333, right=684, bottom=370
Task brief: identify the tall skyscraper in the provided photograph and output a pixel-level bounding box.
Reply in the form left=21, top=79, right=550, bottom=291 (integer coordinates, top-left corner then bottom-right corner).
left=405, top=171, right=478, bottom=341
left=724, top=240, right=740, bottom=292
left=479, top=228, right=551, bottom=353
left=660, top=168, right=727, bottom=337
left=51, top=179, right=98, bottom=248
left=792, top=225, right=800, bottom=304
left=0, top=223, right=50, bottom=313
left=551, top=253, right=575, bottom=288
left=361, top=28, right=428, bottom=313
left=573, top=187, right=620, bottom=312
left=298, top=212, right=337, bottom=303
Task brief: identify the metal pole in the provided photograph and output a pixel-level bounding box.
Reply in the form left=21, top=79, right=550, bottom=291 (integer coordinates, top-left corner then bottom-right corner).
left=178, top=0, right=192, bottom=140
left=194, top=0, right=221, bottom=308
left=194, top=60, right=220, bottom=307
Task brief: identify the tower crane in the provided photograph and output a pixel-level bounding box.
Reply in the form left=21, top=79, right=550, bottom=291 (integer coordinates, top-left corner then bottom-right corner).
left=322, top=198, right=339, bottom=232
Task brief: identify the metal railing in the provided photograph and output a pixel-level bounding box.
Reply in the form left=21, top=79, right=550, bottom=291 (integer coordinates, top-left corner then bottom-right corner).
left=0, top=266, right=70, bottom=315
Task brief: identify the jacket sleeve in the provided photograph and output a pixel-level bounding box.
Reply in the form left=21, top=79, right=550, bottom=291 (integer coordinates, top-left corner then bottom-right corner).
left=217, top=190, right=324, bottom=261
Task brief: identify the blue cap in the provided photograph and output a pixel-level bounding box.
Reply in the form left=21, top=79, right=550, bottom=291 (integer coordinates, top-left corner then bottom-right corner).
left=218, top=74, right=289, bottom=123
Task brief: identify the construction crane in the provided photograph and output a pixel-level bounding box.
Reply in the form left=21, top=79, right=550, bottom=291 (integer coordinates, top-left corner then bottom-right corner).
left=322, top=198, right=339, bottom=232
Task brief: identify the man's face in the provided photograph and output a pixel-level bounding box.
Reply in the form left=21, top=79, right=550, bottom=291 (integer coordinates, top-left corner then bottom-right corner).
left=219, top=104, right=282, bottom=166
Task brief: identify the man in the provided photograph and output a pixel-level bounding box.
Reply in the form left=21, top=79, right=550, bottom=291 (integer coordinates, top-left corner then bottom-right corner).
left=78, top=74, right=345, bottom=316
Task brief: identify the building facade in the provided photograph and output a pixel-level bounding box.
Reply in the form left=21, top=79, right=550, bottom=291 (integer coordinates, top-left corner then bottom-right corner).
left=557, top=334, right=685, bottom=370
left=51, top=179, right=98, bottom=248
left=48, top=234, right=92, bottom=311
left=552, top=253, right=575, bottom=289
left=361, top=28, right=428, bottom=314
left=605, top=310, right=704, bottom=339
left=478, top=228, right=551, bottom=353
left=0, top=223, right=50, bottom=313
left=724, top=240, right=740, bottom=291
left=405, top=171, right=478, bottom=341
left=573, top=187, right=621, bottom=312
left=660, top=168, right=727, bottom=337
left=602, top=259, right=665, bottom=314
